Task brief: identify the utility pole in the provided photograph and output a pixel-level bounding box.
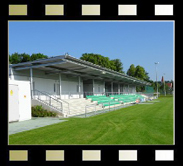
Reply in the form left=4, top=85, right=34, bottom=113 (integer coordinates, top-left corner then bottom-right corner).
left=155, top=62, right=159, bottom=98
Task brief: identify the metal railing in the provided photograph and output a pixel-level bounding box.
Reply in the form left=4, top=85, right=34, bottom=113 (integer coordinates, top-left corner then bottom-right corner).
left=85, top=104, right=97, bottom=117
left=102, top=101, right=123, bottom=111
left=105, top=92, right=134, bottom=96
left=61, top=91, right=83, bottom=99
left=41, top=91, right=58, bottom=99
left=32, top=89, right=63, bottom=113
left=83, top=100, right=135, bottom=118
left=84, top=92, right=106, bottom=97
left=84, top=92, right=136, bottom=97
left=41, top=91, right=70, bottom=114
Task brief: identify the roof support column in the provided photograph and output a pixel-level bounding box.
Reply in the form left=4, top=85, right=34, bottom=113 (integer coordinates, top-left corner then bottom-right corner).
left=128, top=84, right=130, bottom=94
left=93, top=79, right=95, bottom=95
left=135, top=85, right=136, bottom=93
left=111, top=82, right=113, bottom=95
left=9, top=67, right=14, bottom=80
left=59, top=73, right=62, bottom=99
left=103, top=81, right=105, bottom=94
left=78, top=76, right=81, bottom=98
left=118, top=83, right=120, bottom=94
left=30, top=68, right=33, bottom=99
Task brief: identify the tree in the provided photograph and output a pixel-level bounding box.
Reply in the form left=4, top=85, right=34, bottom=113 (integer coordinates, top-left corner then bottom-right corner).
left=30, top=53, right=48, bottom=61
left=127, top=64, right=149, bottom=81
left=134, top=65, right=146, bottom=80
left=144, top=72, right=150, bottom=81
left=127, top=64, right=151, bottom=92
left=110, top=59, right=124, bottom=73
left=9, top=52, right=22, bottom=64
left=109, top=60, right=116, bottom=71
left=80, top=53, right=124, bottom=73
left=9, top=52, right=48, bottom=64
left=21, top=53, right=31, bottom=62
left=159, top=82, right=169, bottom=94
left=9, top=55, right=12, bottom=64
left=127, top=64, right=136, bottom=77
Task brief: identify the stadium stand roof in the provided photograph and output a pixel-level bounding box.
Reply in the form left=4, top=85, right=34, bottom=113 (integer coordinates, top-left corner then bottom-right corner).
left=10, top=54, right=151, bottom=86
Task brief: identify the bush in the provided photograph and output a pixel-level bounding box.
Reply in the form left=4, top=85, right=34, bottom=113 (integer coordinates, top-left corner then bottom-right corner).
left=31, top=105, right=57, bottom=117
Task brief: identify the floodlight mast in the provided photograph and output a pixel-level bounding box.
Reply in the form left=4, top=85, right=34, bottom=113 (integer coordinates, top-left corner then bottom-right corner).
left=155, top=62, right=159, bottom=98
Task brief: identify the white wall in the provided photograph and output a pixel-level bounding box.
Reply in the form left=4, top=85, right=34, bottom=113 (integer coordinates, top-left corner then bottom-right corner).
left=34, top=77, right=57, bottom=95
left=10, top=68, right=84, bottom=98
left=9, top=84, right=19, bottom=122
left=9, top=80, right=31, bottom=122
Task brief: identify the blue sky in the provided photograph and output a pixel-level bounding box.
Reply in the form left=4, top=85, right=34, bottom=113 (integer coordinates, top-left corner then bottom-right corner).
left=9, top=21, right=174, bottom=81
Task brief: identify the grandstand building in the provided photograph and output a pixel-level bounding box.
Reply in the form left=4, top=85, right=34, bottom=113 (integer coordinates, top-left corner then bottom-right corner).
left=9, top=54, right=151, bottom=119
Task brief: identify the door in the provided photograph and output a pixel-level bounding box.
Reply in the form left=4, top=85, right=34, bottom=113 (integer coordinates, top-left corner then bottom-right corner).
left=9, top=84, right=19, bottom=122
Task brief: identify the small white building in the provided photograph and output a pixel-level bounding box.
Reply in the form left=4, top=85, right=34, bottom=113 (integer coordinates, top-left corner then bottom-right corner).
left=9, top=54, right=151, bottom=120
left=9, top=80, right=31, bottom=122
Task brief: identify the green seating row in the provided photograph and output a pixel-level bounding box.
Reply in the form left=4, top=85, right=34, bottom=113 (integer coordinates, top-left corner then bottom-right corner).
left=117, top=98, right=136, bottom=103
left=97, top=98, right=116, bottom=104
left=86, top=95, right=106, bottom=99
left=92, top=97, right=109, bottom=101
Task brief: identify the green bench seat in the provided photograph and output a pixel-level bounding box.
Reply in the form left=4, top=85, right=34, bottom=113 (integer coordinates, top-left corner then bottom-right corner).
left=92, top=97, right=109, bottom=101
left=97, top=99, right=115, bottom=104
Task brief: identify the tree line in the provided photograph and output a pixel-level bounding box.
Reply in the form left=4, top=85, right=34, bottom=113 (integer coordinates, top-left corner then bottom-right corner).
left=9, top=52, right=48, bottom=64
left=80, top=53, right=124, bottom=73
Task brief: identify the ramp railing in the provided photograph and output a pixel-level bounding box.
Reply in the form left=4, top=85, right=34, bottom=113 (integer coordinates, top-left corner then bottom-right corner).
left=85, top=104, right=97, bottom=117
left=32, top=89, right=63, bottom=113
left=41, top=91, right=70, bottom=115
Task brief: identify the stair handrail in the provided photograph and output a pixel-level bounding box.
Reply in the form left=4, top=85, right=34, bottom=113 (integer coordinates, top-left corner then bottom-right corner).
left=36, top=90, right=70, bottom=115
left=42, top=91, right=69, bottom=105
left=32, top=89, right=63, bottom=112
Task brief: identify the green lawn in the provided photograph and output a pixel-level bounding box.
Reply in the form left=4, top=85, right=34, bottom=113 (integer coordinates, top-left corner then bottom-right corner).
left=9, top=96, right=173, bottom=145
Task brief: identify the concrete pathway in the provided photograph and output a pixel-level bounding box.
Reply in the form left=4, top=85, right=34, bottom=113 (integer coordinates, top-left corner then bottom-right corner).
left=9, top=117, right=67, bottom=135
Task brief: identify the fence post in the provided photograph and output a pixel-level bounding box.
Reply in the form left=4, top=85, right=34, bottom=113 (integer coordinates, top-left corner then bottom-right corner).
left=95, top=105, right=96, bottom=115
left=85, top=106, right=86, bottom=117
left=68, top=104, right=70, bottom=115
left=49, top=96, right=51, bottom=105
left=38, top=91, right=40, bottom=100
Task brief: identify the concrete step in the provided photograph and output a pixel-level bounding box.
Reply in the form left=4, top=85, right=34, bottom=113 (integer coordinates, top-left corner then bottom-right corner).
left=50, top=98, right=105, bottom=116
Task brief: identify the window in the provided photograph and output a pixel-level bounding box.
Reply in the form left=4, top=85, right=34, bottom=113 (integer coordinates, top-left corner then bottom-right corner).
left=98, top=86, right=100, bottom=92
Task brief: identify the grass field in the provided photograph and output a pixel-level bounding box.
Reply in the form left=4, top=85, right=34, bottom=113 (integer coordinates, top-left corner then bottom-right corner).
left=9, top=96, right=173, bottom=145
